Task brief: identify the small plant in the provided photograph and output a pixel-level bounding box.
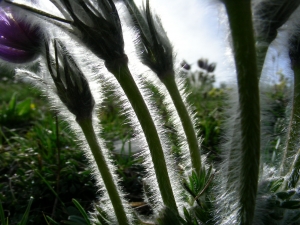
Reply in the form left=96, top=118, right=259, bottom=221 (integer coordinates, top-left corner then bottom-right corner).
left=1, top=0, right=300, bottom=224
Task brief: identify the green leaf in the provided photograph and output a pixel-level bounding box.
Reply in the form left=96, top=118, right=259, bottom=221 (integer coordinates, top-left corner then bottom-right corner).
left=35, top=170, right=65, bottom=206
left=68, top=215, right=88, bottom=224
left=8, top=93, right=17, bottom=113
left=155, top=207, right=181, bottom=225
left=72, top=199, right=91, bottom=225
left=270, top=178, right=284, bottom=192
left=0, top=200, right=6, bottom=225
left=183, top=207, right=192, bottom=222
left=269, top=211, right=284, bottom=220
left=18, top=196, right=34, bottom=225
left=94, top=206, right=111, bottom=225
left=276, top=190, right=295, bottom=200
left=280, top=200, right=300, bottom=209
left=16, top=98, right=32, bottom=117
left=289, top=212, right=300, bottom=223
left=43, top=214, right=59, bottom=225
left=62, top=220, right=82, bottom=225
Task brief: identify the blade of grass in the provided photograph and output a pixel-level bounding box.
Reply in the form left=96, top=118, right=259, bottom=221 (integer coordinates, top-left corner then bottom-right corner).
left=43, top=213, right=59, bottom=225
left=72, top=199, right=91, bottom=225
left=35, top=170, right=65, bottom=207
left=18, top=196, right=34, bottom=225
left=0, top=201, right=6, bottom=225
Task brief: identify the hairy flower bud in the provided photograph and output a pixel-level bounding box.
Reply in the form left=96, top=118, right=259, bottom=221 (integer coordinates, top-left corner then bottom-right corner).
left=254, top=0, right=300, bottom=43
left=0, top=7, right=42, bottom=63
left=46, top=0, right=126, bottom=64
left=180, top=60, right=191, bottom=70
left=4, top=0, right=126, bottom=64
left=66, top=0, right=126, bottom=62
left=123, top=0, right=174, bottom=78
left=197, top=58, right=208, bottom=70
left=45, top=39, right=95, bottom=121
left=207, top=63, right=216, bottom=73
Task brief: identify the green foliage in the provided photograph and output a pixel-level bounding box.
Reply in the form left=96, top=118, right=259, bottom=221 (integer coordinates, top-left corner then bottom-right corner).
left=1, top=0, right=299, bottom=223
left=0, top=69, right=223, bottom=223
left=0, top=93, right=35, bottom=127
left=0, top=64, right=289, bottom=224
left=92, top=205, right=112, bottom=225
left=182, top=167, right=214, bottom=224
left=155, top=207, right=181, bottom=225
left=18, top=197, right=34, bottom=225
left=71, top=199, right=91, bottom=225
left=0, top=81, right=97, bottom=224
left=184, top=70, right=224, bottom=162
left=0, top=197, right=34, bottom=225
left=0, top=200, right=7, bottom=225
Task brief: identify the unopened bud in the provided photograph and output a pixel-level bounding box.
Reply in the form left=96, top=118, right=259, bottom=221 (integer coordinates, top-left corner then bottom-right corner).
left=207, top=63, right=216, bottom=73
left=197, top=59, right=208, bottom=70
left=45, top=39, right=95, bottom=121
left=181, top=61, right=191, bottom=70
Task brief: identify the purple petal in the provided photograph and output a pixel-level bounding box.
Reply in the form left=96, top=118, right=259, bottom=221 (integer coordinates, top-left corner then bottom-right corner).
left=0, top=44, right=37, bottom=63
left=0, top=7, right=42, bottom=63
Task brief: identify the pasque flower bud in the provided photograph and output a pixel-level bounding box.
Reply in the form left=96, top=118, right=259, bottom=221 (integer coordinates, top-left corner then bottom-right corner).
left=207, top=63, right=216, bottom=73
left=54, top=0, right=126, bottom=64
left=4, top=0, right=127, bottom=64
left=180, top=60, right=191, bottom=70
left=197, top=58, right=208, bottom=70
left=123, top=0, right=174, bottom=78
left=45, top=39, right=95, bottom=121
left=254, top=0, right=300, bottom=43
left=0, top=7, right=42, bottom=63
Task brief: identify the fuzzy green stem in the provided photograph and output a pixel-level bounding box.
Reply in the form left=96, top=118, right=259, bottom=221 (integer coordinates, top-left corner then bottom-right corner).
left=77, top=118, right=129, bottom=225
left=224, top=1, right=260, bottom=225
left=287, top=148, right=300, bottom=189
left=256, top=42, right=269, bottom=79
left=285, top=65, right=300, bottom=188
left=160, top=73, right=201, bottom=175
left=106, top=62, right=178, bottom=214
left=281, top=65, right=300, bottom=176
left=225, top=115, right=240, bottom=189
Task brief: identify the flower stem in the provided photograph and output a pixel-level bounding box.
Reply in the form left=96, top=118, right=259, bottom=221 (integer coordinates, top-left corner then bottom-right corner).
left=224, top=1, right=260, bottom=225
left=160, top=73, right=201, bottom=175
left=106, top=62, right=178, bottom=215
left=225, top=114, right=241, bottom=188
left=256, top=42, right=269, bottom=79
left=281, top=64, right=300, bottom=176
left=77, top=118, right=129, bottom=225
left=285, top=65, right=300, bottom=188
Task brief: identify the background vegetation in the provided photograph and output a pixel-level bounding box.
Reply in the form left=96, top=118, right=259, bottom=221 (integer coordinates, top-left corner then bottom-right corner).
left=0, top=61, right=287, bottom=224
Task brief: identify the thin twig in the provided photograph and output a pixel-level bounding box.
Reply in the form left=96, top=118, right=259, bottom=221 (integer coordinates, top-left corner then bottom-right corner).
left=195, top=172, right=215, bottom=201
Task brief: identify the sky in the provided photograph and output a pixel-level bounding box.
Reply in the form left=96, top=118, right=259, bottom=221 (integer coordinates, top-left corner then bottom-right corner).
left=17, top=0, right=290, bottom=85
left=133, top=0, right=233, bottom=84
left=130, top=0, right=294, bottom=86
left=15, top=0, right=233, bottom=84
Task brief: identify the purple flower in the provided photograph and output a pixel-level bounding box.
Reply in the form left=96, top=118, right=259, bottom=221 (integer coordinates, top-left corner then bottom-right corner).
left=0, top=7, right=42, bottom=63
